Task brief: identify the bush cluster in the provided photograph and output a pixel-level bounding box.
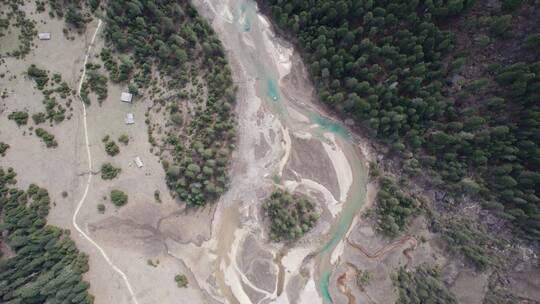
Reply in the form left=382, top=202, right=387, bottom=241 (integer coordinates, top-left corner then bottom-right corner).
left=174, top=274, right=188, bottom=288
left=35, top=128, right=58, bottom=148
left=8, top=111, right=28, bottom=126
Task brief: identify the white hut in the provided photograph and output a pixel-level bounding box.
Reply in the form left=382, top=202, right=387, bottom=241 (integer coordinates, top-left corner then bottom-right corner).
left=134, top=157, right=143, bottom=168
left=38, top=33, right=51, bottom=40
left=121, top=92, right=133, bottom=103
left=125, top=113, right=134, bottom=124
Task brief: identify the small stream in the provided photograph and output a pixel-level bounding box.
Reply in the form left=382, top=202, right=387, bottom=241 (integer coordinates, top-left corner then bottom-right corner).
left=197, top=0, right=370, bottom=302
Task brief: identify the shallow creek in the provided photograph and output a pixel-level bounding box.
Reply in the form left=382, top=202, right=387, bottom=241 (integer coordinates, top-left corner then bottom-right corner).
left=192, top=0, right=369, bottom=302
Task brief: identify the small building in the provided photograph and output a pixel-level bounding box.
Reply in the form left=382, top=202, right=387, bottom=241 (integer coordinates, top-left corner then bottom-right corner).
left=121, top=92, right=133, bottom=103
left=134, top=157, right=143, bottom=168
left=125, top=113, right=134, bottom=124
left=38, top=32, right=51, bottom=40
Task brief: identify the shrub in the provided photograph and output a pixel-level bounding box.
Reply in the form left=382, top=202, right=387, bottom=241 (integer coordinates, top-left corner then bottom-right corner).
left=32, top=112, right=47, bottom=124
left=110, top=190, right=128, bottom=207
left=118, top=134, right=129, bottom=145
left=357, top=270, right=371, bottom=287
left=97, top=203, right=106, bottom=213
left=174, top=274, right=188, bottom=288
left=105, top=140, right=120, bottom=156
left=0, top=142, right=9, bottom=156
left=101, top=163, right=121, bottom=180
left=171, top=113, right=183, bottom=125
left=8, top=111, right=29, bottom=126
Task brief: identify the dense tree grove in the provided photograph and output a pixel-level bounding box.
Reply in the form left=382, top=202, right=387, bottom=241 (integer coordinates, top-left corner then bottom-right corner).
left=262, top=190, right=319, bottom=241
left=393, top=266, right=458, bottom=304
left=0, top=167, right=93, bottom=303
left=102, top=0, right=237, bottom=206
left=375, top=176, right=420, bottom=236
left=261, top=0, right=540, bottom=239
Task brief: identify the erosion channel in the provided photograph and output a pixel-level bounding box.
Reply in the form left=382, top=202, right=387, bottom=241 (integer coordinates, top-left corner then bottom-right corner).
left=192, top=0, right=371, bottom=303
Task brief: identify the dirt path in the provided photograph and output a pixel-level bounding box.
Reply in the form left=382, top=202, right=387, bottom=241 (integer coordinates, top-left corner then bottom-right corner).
left=337, top=263, right=377, bottom=304
left=337, top=271, right=355, bottom=304
left=71, top=19, right=139, bottom=304
left=346, top=235, right=417, bottom=265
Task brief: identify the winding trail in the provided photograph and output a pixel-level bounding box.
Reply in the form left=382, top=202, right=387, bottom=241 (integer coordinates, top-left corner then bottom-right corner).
left=337, top=263, right=377, bottom=304
left=346, top=236, right=417, bottom=265
left=71, top=19, right=139, bottom=304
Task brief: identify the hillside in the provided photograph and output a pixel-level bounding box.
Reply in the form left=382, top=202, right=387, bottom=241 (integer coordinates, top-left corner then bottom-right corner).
left=258, top=0, right=540, bottom=240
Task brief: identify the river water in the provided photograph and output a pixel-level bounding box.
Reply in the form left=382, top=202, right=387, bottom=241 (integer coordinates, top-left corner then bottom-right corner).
left=193, top=0, right=370, bottom=302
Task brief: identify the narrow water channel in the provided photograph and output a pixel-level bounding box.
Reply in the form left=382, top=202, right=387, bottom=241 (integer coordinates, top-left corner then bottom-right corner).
left=195, top=0, right=370, bottom=302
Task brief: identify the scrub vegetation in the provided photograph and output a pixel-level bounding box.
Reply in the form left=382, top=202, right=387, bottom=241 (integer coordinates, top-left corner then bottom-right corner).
left=0, top=0, right=37, bottom=58
left=262, top=190, right=319, bottom=241
left=441, top=218, right=498, bottom=270
left=260, top=0, right=540, bottom=240
left=393, top=266, right=458, bottom=304
left=0, top=167, right=93, bottom=304
left=80, top=63, right=108, bottom=105
left=27, top=65, right=73, bottom=125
